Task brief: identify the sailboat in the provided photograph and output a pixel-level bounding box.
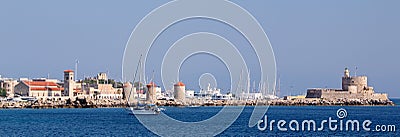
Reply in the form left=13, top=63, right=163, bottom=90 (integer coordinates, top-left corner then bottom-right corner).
left=126, top=103, right=161, bottom=115
left=125, top=55, right=161, bottom=115
left=262, top=77, right=279, bottom=100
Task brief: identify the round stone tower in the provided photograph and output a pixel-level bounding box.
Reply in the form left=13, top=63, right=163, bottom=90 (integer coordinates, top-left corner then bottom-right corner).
left=123, top=82, right=136, bottom=102
left=174, top=82, right=186, bottom=101
left=342, top=68, right=367, bottom=93
left=146, top=82, right=157, bottom=103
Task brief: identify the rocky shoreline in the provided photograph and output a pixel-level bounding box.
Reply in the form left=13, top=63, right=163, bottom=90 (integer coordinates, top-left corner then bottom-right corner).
left=0, top=98, right=395, bottom=109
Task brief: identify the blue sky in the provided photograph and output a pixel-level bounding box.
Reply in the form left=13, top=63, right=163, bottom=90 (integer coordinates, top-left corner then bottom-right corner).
left=0, top=0, right=399, bottom=97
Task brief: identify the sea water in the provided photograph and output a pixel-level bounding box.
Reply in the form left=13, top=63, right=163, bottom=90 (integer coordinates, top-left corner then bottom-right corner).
left=0, top=99, right=399, bottom=136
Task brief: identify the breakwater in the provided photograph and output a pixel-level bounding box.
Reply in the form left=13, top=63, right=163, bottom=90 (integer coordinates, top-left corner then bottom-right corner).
left=0, top=98, right=394, bottom=109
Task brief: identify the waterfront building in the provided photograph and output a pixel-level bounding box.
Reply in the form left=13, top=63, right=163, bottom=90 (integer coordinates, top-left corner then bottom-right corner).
left=185, top=90, right=194, bottom=98
left=14, top=79, right=62, bottom=98
left=212, top=92, right=233, bottom=100
left=194, top=83, right=234, bottom=100
left=0, top=78, right=19, bottom=97
left=239, top=92, right=263, bottom=100
left=200, top=83, right=221, bottom=95
left=306, top=68, right=388, bottom=100
left=174, top=82, right=185, bottom=101
left=97, top=72, right=108, bottom=80
left=62, top=70, right=122, bottom=100
left=154, top=86, right=162, bottom=99
left=94, top=83, right=122, bottom=99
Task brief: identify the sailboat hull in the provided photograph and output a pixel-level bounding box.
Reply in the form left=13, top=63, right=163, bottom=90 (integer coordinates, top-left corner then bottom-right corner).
left=126, top=107, right=160, bottom=115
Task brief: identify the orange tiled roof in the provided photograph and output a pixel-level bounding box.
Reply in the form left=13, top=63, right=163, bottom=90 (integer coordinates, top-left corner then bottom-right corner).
left=64, top=70, right=74, bottom=73
left=146, top=82, right=156, bottom=87
left=73, top=88, right=84, bottom=93
left=174, top=81, right=185, bottom=86
left=23, top=81, right=59, bottom=86
left=31, top=87, right=62, bottom=91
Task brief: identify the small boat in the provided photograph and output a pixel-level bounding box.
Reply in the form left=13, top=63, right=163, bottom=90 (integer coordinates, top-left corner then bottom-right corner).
left=187, top=105, right=200, bottom=108
left=126, top=104, right=161, bottom=115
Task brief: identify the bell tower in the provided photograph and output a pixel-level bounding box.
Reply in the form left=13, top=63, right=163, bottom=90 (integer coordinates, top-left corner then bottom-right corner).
left=64, top=70, right=75, bottom=97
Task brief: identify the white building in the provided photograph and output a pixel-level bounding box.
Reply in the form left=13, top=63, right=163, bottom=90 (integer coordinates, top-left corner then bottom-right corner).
left=195, top=83, right=223, bottom=99
left=0, top=78, right=19, bottom=97
left=63, top=71, right=123, bottom=100
left=94, top=84, right=122, bottom=99
left=185, top=90, right=194, bottom=98
left=239, top=92, right=263, bottom=100
left=97, top=72, right=108, bottom=80
left=14, top=80, right=62, bottom=99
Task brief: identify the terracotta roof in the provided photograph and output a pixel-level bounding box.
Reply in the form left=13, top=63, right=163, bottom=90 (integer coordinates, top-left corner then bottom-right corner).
left=31, top=87, right=62, bottom=91
left=73, top=88, right=83, bottom=93
left=64, top=70, right=74, bottom=73
left=146, top=82, right=156, bottom=87
left=23, top=81, right=59, bottom=86
left=174, top=81, right=185, bottom=86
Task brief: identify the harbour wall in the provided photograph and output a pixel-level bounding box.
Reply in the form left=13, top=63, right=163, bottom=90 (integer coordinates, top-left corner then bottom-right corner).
left=0, top=98, right=394, bottom=109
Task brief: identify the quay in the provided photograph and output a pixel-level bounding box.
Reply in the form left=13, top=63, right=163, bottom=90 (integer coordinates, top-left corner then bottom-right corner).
left=0, top=98, right=394, bottom=109
left=0, top=68, right=395, bottom=109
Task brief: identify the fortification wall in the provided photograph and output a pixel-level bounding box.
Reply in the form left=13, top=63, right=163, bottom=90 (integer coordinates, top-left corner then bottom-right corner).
left=306, top=89, right=389, bottom=100
left=372, top=93, right=389, bottom=100
left=342, top=76, right=367, bottom=93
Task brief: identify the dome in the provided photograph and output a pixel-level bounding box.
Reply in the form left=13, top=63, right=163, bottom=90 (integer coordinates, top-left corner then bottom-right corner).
left=174, top=81, right=185, bottom=86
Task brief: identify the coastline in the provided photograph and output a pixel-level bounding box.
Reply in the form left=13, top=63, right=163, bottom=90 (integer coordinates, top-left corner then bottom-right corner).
left=0, top=98, right=395, bottom=109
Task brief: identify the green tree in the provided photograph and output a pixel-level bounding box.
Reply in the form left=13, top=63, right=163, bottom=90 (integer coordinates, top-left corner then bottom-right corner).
left=0, top=88, right=7, bottom=97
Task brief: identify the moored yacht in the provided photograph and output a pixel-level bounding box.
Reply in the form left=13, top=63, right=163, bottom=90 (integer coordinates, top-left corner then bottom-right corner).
left=126, top=104, right=161, bottom=115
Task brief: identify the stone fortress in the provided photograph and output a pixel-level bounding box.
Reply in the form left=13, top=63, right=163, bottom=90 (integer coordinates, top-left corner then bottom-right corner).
left=306, top=68, right=389, bottom=101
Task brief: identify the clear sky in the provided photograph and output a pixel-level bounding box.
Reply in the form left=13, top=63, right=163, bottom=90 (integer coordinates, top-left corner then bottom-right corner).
left=1, top=0, right=399, bottom=97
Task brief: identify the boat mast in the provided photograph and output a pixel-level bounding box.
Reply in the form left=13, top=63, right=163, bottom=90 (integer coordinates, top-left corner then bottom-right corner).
left=127, top=55, right=142, bottom=107
left=266, top=76, right=269, bottom=95
left=252, top=80, right=256, bottom=93
left=138, top=56, right=142, bottom=105
left=277, top=77, right=281, bottom=97
left=236, top=69, right=243, bottom=100
left=247, top=70, right=250, bottom=99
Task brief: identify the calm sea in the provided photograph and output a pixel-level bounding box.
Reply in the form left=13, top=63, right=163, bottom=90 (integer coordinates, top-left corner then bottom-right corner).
left=0, top=99, right=399, bottom=136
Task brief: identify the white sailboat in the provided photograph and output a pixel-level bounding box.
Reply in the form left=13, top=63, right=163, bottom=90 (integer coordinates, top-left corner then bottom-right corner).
left=126, top=104, right=161, bottom=115
left=126, top=55, right=161, bottom=115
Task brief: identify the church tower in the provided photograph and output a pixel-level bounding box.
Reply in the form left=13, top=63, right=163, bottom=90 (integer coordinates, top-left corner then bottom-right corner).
left=64, top=70, right=75, bottom=98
